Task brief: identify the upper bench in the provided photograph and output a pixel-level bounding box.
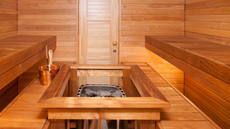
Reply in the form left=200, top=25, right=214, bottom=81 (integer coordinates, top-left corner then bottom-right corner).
left=0, top=35, right=56, bottom=91
left=146, top=36, right=230, bottom=85
left=145, top=36, right=230, bottom=103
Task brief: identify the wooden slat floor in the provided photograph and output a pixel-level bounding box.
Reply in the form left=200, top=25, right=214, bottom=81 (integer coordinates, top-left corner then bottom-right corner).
left=0, top=62, right=220, bottom=129
left=124, top=62, right=219, bottom=129
left=0, top=78, right=48, bottom=129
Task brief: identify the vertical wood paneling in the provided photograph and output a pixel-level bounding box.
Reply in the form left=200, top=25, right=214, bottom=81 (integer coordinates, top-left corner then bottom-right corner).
left=185, top=0, right=230, bottom=46
left=79, top=0, right=119, bottom=65
left=0, top=0, right=17, bottom=39
left=18, top=0, right=78, bottom=63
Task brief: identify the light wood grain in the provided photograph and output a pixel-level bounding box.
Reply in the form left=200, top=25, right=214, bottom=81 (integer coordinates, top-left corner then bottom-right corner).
left=130, top=65, right=169, bottom=102
left=146, top=36, right=230, bottom=85
left=18, top=0, right=78, bottom=63
left=0, top=35, right=56, bottom=91
left=77, top=70, right=123, bottom=77
left=79, top=0, right=119, bottom=65
left=0, top=79, right=48, bottom=128
left=145, top=36, right=228, bottom=128
left=185, top=0, right=230, bottom=47
left=38, top=97, right=170, bottom=109
left=127, top=62, right=220, bottom=129
left=48, top=108, right=160, bottom=120
left=38, top=64, right=70, bottom=102
left=185, top=74, right=230, bottom=128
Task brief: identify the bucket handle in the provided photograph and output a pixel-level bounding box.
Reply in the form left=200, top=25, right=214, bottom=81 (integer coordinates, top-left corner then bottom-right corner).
left=48, top=49, right=53, bottom=66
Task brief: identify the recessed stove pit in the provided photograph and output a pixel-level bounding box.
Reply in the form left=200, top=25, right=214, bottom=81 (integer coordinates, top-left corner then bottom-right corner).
left=37, top=64, right=170, bottom=129
left=77, top=84, right=126, bottom=97
left=76, top=84, right=126, bottom=129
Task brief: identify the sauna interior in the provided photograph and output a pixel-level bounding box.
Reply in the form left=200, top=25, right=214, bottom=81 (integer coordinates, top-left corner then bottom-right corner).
left=0, top=0, right=230, bottom=128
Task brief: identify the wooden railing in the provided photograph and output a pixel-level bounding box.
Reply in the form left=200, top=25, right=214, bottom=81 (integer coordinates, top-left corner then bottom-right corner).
left=37, top=64, right=170, bottom=120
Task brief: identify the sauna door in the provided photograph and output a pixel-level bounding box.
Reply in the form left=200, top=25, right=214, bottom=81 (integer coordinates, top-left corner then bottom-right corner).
left=79, top=0, right=119, bottom=85
left=79, top=0, right=119, bottom=65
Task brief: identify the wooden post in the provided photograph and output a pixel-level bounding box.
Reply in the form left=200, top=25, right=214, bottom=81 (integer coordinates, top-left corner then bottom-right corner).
left=69, top=69, right=78, bottom=97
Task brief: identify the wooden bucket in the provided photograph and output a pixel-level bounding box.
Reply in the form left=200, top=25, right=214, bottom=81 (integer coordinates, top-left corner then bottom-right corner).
left=38, top=65, right=60, bottom=86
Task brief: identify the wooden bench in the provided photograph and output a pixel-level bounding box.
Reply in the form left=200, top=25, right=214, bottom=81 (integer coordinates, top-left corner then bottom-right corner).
left=0, top=77, right=49, bottom=129
left=0, top=35, right=56, bottom=113
left=145, top=36, right=230, bottom=86
left=0, top=35, right=56, bottom=91
left=0, top=35, right=56, bottom=128
left=145, top=36, right=230, bottom=128
left=123, top=62, right=220, bottom=129
left=0, top=62, right=220, bottom=128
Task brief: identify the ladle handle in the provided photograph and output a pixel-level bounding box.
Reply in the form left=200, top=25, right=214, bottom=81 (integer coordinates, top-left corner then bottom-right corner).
left=48, top=49, right=53, bottom=66
left=45, top=45, right=48, bottom=59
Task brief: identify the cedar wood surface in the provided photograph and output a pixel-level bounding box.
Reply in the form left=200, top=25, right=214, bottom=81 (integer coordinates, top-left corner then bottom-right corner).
left=0, top=35, right=56, bottom=113
left=0, top=63, right=217, bottom=128
left=124, top=62, right=219, bottom=129
left=184, top=1, right=230, bottom=128
left=15, top=0, right=185, bottom=92
left=1, top=0, right=229, bottom=128
left=38, top=65, right=170, bottom=120
left=0, top=0, right=17, bottom=39
left=146, top=36, right=230, bottom=129
left=0, top=35, right=56, bottom=91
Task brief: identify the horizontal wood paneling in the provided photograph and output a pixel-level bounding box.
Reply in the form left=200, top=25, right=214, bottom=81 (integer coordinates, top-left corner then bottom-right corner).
left=185, top=74, right=230, bottom=129
left=0, top=0, right=17, bottom=39
left=185, top=1, right=230, bottom=128
left=120, top=0, right=184, bottom=91
left=121, top=0, right=184, bottom=63
left=18, top=0, right=78, bottom=63
left=148, top=63, right=184, bottom=93
left=185, top=0, right=230, bottom=46
left=125, top=63, right=218, bottom=129
left=121, top=0, right=184, bottom=4
left=18, top=0, right=76, bottom=4
left=0, top=79, right=17, bottom=112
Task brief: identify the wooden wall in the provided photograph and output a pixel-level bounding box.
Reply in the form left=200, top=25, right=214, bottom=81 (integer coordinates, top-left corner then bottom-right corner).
left=0, top=0, right=17, bottom=39
left=185, top=0, right=230, bottom=46
left=185, top=74, right=230, bottom=129
left=120, top=0, right=185, bottom=93
left=0, top=78, right=17, bottom=112
left=185, top=0, right=230, bottom=128
left=17, top=0, right=78, bottom=63
left=120, top=0, right=185, bottom=62
left=0, top=0, right=17, bottom=112
left=148, top=63, right=184, bottom=93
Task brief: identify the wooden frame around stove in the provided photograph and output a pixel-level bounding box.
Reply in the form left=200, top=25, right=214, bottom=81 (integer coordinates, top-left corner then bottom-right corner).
left=37, top=64, right=170, bottom=120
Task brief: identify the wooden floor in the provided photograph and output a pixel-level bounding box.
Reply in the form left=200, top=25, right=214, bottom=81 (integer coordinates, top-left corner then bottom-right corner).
left=145, top=36, right=230, bottom=128
left=0, top=62, right=220, bottom=129
left=124, top=62, right=219, bottom=129
left=0, top=78, right=48, bottom=129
